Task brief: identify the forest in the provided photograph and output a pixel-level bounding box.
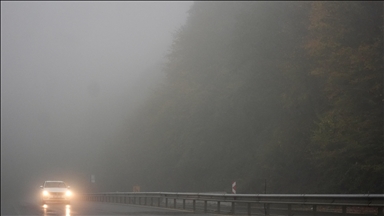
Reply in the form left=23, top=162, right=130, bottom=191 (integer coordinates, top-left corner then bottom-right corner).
left=104, top=2, right=383, bottom=194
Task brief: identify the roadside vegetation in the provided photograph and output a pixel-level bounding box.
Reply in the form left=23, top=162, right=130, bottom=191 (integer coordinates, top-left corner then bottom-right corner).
left=107, top=2, right=383, bottom=194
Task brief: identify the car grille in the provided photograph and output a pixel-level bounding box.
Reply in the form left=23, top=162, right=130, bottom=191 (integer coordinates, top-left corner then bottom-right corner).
left=50, top=192, right=65, bottom=196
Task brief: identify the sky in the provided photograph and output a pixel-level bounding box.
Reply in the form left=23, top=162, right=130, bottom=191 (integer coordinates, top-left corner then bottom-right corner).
left=1, top=1, right=193, bottom=203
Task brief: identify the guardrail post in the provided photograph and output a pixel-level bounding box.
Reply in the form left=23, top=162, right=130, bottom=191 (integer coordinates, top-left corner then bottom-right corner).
left=231, top=202, right=235, bottom=215
left=217, top=201, right=220, bottom=214
left=204, top=200, right=207, bottom=213
left=166, top=198, right=168, bottom=208
left=145, top=197, right=147, bottom=205
left=158, top=197, right=160, bottom=207
left=193, top=200, right=196, bottom=212
left=312, top=205, right=317, bottom=216
left=247, top=202, right=251, bottom=216
left=174, top=198, right=177, bottom=208
left=265, top=203, right=270, bottom=216
left=183, top=199, right=186, bottom=209
left=151, top=197, right=153, bottom=206
left=288, top=204, right=292, bottom=216
left=342, top=206, right=347, bottom=215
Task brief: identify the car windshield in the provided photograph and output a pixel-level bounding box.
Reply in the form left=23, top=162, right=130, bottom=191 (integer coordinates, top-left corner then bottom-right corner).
left=44, top=182, right=66, bottom=188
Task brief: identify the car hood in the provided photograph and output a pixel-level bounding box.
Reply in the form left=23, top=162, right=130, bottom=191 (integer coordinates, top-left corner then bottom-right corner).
left=43, top=188, right=68, bottom=192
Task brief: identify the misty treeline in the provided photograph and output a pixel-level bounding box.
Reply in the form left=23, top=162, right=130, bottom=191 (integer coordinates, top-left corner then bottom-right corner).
left=104, top=2, right=383, bottom=194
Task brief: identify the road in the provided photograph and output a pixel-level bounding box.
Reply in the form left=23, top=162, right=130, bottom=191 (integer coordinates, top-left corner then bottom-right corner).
left=3, top=197, right=378, bottom=216
left=1, top=199, right=214, bottom=216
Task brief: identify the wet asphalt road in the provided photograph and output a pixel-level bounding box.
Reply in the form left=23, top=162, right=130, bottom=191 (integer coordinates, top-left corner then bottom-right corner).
left=1, top=199, right=215, bottom=216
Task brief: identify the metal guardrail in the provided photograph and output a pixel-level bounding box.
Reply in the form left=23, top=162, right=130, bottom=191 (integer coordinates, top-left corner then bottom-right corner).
left=81, top=192, right=384, bottom=215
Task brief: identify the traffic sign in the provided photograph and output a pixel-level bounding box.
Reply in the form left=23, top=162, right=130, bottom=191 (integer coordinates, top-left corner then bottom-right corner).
left=232, top=181, right=236, bottom=194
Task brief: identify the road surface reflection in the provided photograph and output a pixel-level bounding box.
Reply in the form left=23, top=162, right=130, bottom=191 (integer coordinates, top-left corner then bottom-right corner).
left=42, top=203, right=70, bottom=216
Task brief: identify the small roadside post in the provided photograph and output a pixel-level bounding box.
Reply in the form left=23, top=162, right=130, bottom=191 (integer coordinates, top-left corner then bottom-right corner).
left=232, top=181, right=236, bottom=194
left=90, top=175, right=96, bottom=193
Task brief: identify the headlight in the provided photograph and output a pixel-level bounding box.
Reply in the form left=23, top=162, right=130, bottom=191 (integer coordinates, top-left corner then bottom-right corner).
left=42, top=191, right=49, bottom=196
left=65, top=191, right=72, bottom=196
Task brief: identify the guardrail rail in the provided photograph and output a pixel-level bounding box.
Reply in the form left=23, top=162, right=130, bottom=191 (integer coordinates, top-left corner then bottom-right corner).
left=81, top=192, right=384, bottom=215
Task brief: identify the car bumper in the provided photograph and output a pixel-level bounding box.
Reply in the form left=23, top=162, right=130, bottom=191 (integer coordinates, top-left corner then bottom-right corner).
left=42, top=197, right=70, bottom=203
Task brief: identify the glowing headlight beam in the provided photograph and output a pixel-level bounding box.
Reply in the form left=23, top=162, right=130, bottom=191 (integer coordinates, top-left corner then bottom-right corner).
left=65, top=191, right=72, bottom=196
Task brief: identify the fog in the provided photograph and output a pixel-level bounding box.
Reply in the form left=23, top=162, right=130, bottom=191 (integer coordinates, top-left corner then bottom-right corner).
left=1, top=1, right=192, bottom=204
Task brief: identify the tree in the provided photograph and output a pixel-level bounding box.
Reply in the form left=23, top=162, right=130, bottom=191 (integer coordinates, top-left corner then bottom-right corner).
left=306, top=2, right=383, bottom=193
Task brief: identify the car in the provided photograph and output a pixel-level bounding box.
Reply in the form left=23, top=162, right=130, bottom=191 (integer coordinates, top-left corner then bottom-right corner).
left=40, top=181, right=72, bottom=204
